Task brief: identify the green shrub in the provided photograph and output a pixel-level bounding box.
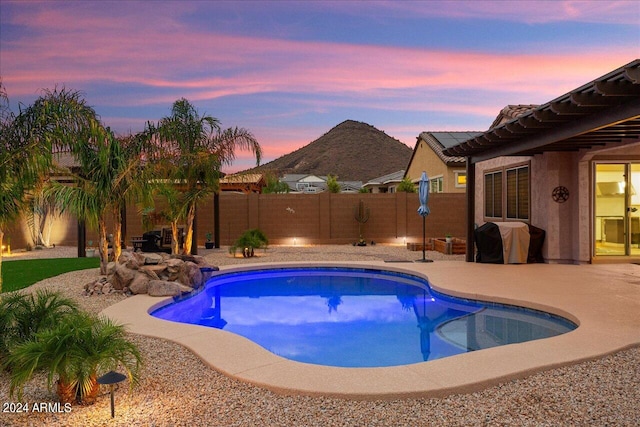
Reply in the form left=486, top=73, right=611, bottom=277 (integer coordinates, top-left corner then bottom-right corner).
left=229, top=228, right=269, bottom=257
left=0, top=290, right=79, bottom=368
left=6, top=311, right=142, bottom=405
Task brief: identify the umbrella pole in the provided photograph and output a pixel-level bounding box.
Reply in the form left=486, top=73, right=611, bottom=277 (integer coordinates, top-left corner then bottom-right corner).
left=422, top=216, right=426, bottom=261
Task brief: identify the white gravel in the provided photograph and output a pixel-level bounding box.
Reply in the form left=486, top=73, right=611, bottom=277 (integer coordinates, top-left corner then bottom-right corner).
left=1, top=246, right=639, bottom=426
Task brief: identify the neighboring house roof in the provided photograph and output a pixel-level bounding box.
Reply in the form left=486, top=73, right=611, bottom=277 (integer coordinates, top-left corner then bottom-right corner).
left=407, top=132, right=483, bottom=170
left=219, top=173, right=266, bottom=193
left=489, top=104, right=539, bottom=129
left=444, top=59, right=640, bottom=161
left=363, top=170, right=405, bottom=187
left=339, top=181, right=364, bottom=192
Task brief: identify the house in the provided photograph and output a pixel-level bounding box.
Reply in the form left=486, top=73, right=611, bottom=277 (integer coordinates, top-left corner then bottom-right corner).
left=281, top=174, right=327, bottom=193
left=404, top=132, right=482, bottom=193
left=362, top=170, right=405, bottom=193
left=443, top=59, right=640, bottom=264
left=280, top=174, right=362, bottom=193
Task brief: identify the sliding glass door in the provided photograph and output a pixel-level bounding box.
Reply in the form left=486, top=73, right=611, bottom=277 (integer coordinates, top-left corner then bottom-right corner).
left=595, top=163, right=640, bottom=256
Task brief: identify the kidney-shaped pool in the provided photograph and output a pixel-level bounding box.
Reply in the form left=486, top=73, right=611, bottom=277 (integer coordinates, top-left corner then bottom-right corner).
left=151, top=267, right=576, bottom=368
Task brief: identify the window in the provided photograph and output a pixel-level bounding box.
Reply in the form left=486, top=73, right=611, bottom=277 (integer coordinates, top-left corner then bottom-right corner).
left=484, top=164, right=529, bottom=221
left=455, top=171, right=467, bottom=188
left=484, top=171, right=502, bottom=218
left=506, top=166, right=529, bottom=220
left=430, top=176, right=443, bottom=193
left=296, top=182, right=310, bottom=191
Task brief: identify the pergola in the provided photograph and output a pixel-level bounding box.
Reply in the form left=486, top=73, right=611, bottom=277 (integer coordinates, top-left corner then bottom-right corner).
left=443, top=59, right=640, bottom=261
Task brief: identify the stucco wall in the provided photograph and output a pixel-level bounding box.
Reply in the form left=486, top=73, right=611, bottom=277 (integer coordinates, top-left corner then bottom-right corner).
left=405, top=139, right=465, bottom=193
left=474, top=141, right=640, bottom=264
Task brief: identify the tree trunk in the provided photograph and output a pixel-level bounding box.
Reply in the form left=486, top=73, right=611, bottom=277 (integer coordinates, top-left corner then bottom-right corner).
left=98, top=219, right=108, bottom=275
left=171, top=221, right=180, bottom=255
left=112, top=206, right=122, bottom=262
left=56, top=379, right=76, bottom=405
left=184, top=203, right=195, bottom=255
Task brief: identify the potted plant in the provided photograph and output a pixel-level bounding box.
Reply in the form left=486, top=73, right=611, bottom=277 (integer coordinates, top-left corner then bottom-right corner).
left=6, top=311, right=142, bottom=405
left=205, top=232, right=214, bottom=249
left=85, top=240, right=96, bottom=257
left=445, top=234, right=453, bottom=243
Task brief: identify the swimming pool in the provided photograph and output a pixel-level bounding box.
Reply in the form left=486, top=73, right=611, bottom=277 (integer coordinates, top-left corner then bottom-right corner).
left=151, top=267, right=576, bottom=368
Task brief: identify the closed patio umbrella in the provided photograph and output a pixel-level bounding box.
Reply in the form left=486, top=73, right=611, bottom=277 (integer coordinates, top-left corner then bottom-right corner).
left=417, top=171, right=433, bottom=262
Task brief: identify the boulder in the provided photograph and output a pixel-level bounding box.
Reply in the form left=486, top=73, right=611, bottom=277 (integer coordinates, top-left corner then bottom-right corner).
left=165, top=258, right=183, bottom=268
left=178, top=261, right=203, bottom=288
left=191, top=255, right=208, bottom=266
left=106, top=261, right=116, bottom=275
left=102, top=282, right=114, bottom=295
left=110, top=263, right=136, bottom=290
left=144, top=253, right=164, bottom=265
left=164, top=258, right=183, bottom=281
left=129, top=273, right=151, bottom=295
left=148, top=280, right=192, bottom=297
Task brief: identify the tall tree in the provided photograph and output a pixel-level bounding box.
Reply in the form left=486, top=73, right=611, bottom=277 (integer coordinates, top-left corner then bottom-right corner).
left=326, top=174, right=341, bottom=193
left=146, top=98, right=261, bottom=255
left=0, top=84, right=96, bottom=292
left=47, top=124, right=145, bottom=274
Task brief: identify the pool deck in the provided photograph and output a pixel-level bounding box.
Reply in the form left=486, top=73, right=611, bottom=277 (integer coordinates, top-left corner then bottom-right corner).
left=101, top=261, right=640, bottom=399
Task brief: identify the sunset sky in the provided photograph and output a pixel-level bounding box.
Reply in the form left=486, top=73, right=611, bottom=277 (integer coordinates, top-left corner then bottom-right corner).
left=1, top=1, right=638, bottom=172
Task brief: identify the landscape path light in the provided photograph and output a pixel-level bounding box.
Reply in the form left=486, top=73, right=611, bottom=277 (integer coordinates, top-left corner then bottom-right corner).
left=97, top=370, right=127, bottom=418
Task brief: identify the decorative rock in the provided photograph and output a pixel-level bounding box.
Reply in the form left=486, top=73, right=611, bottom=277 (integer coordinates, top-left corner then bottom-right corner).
left=148, top=280, right=192, bottom=297
left=165, top=258, right=183, bottom=268
left=131, top=251, right=146, bottom=266
left=106, top=261, right=116, bottom=275
left=110, top=263, right=136, bottom=290
left=138, top=266, right=161, bottom=281
left=102, top=282, right=113, bottom=295
left=84, top=250, right=218, bottom=296
left=178, top=261, right=203, bottom=288
left=129, top=273, right=151, bottom=295
left=144, top=253, right=164, bottom=265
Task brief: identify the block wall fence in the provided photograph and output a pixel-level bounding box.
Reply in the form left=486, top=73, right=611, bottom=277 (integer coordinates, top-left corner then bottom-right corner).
left=4, top=193, right=466, bottom=250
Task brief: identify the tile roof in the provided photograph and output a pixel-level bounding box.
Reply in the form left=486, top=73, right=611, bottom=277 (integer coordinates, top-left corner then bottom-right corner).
left=489, top=105, right=539, bottom=129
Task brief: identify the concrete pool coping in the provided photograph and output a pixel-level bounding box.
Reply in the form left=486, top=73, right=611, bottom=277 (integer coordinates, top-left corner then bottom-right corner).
left=101, top=261, right=640, bottom=399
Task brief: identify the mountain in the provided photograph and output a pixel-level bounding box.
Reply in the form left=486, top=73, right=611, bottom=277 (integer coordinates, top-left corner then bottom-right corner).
left=249, top=120, right=413, bottom=182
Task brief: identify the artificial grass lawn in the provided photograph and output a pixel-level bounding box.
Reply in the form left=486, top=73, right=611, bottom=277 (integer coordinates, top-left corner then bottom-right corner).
left=1, top=257, right=100, bottom=293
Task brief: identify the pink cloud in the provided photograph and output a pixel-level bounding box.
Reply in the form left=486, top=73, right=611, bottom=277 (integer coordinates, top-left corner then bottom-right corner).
left=3, top=3, right=635, bottom=105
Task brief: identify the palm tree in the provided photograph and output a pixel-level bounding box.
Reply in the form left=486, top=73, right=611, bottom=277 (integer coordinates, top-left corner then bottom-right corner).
left=0, top=290, right=78, bottom=367
left=104, top=133, right=149, bottom=262
left=0, top=82, right=31, bottom=294
left=6, top=311, right=142, bottom=405
left=47, top=125, right=146, bottom=273
left=145, top=98, right=261, bottom=255
left=0, top=84, right=97, bottom=292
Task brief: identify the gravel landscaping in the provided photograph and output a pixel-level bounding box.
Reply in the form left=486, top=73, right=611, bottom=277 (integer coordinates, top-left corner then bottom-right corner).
left=1, top=246, right=638, bottom=426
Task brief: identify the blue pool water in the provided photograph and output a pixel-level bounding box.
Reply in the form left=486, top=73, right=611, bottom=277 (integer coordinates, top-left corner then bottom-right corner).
left=151, top=267, right=576, bottom=368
